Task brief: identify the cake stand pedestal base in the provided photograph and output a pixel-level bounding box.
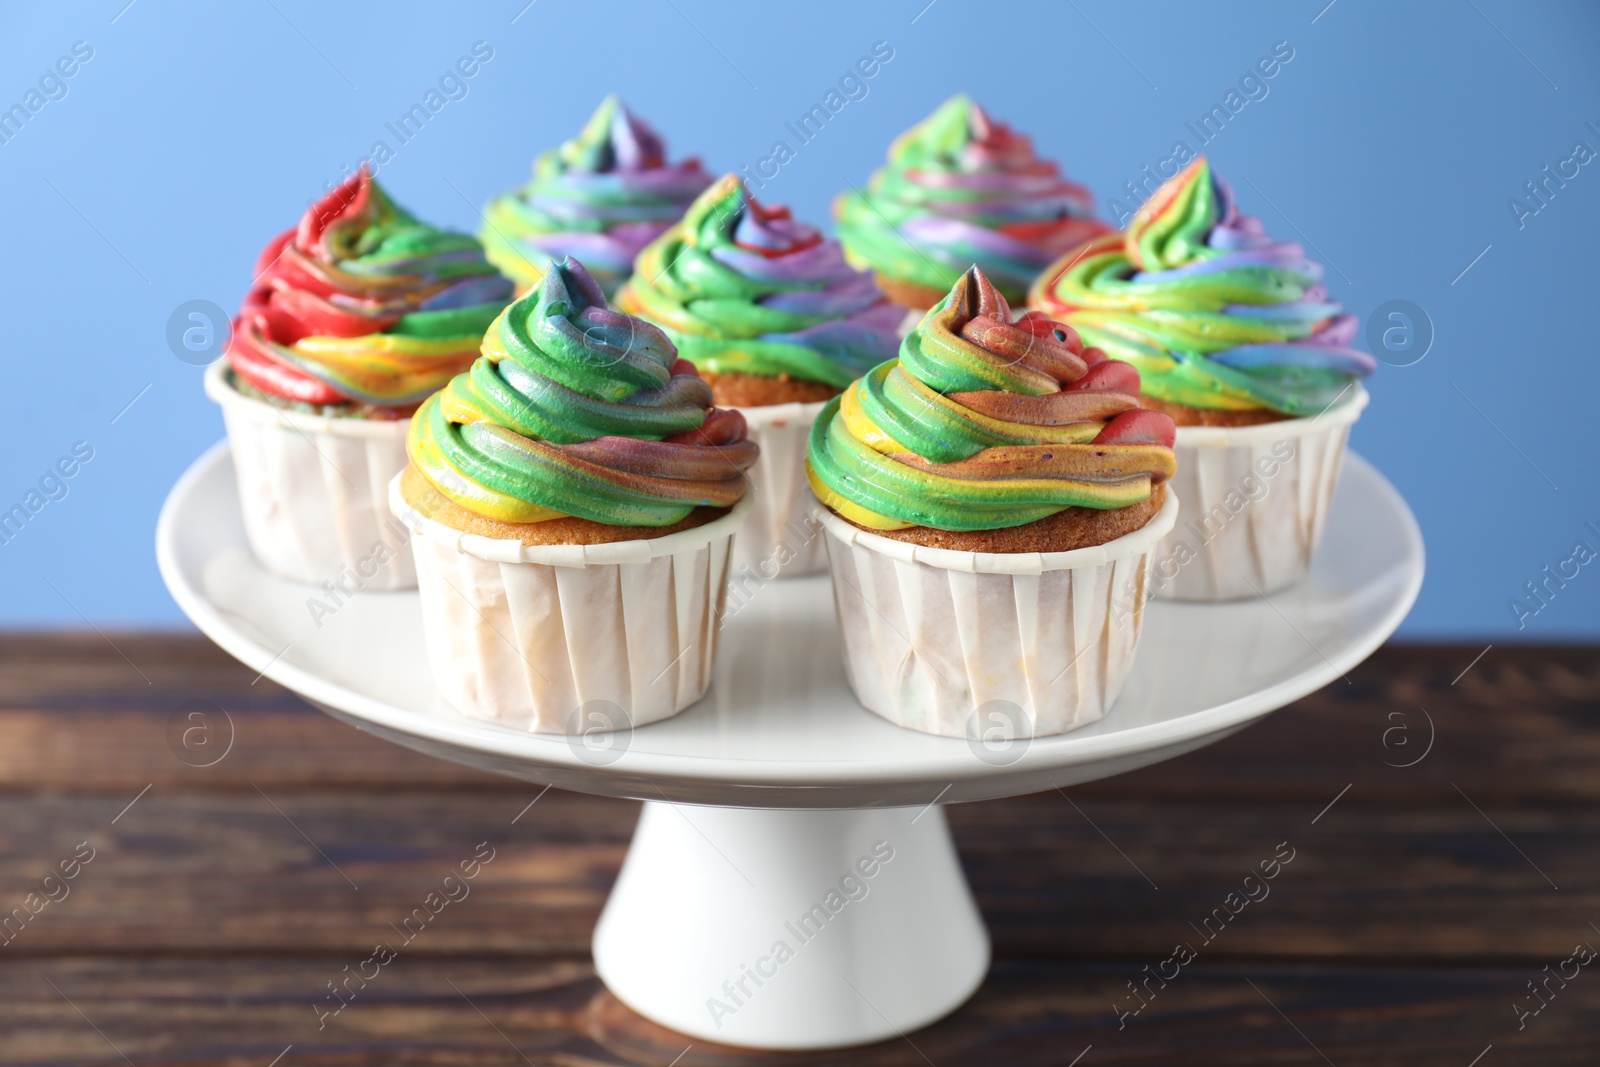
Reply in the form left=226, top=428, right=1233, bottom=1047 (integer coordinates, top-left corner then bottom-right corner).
left=593, top=802, right=989, bottom=1051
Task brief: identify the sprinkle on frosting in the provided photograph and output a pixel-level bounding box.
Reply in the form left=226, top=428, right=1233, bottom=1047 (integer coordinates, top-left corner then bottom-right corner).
left=616, top=174, right=901, bottom=389
left=1028, top=156, right=1376, bottom=416
left=407, top=257, right=757, bottom=527
left=806, top=266, right=1176, bottom=532
left=226, top=170, right=513, bottom=413
left=834, top=95, right=1111, bottom=303
left=481, top=97, right=712, bottom=296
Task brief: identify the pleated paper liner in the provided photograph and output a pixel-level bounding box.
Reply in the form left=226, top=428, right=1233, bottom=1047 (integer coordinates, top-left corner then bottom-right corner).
left=390, top=475, right=752, bottom=734
left=817, top=491, right=1179, bottom=740
left=206, top=359, right=415, bottom=590
left=728, top=399, right=830, bottom=580
left=1154, top=385, right=1368, bottom=602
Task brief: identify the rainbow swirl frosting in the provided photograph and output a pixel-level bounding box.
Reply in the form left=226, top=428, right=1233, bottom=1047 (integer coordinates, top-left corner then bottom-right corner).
left=616, top=175, right=901, bottom=390
left=834, top=95, right=1110, bottom=304
left=481, top=97, right=712, bottom=296
left=806, top=267, right=1176, bottom=533
left=406, top=258, right=757, bottom=528
left=1029, top=157, right=1376, bottom=416
left=227, top=171, right=512, bottom=414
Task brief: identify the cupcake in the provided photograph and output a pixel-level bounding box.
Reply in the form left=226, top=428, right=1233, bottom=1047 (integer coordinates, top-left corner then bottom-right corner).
left=208, top=169, right=513, bottom=589
left=391, top=258, right=758, bottom=732
left=616, top=174, right=900, bottom=579
left=480, top=96, right=712, bottom=298
left=835, top=94, right=1110, bottom=316
left=806, top=266, right=1178, bottom=739
left=1029, top=157, right=1376, bottom=600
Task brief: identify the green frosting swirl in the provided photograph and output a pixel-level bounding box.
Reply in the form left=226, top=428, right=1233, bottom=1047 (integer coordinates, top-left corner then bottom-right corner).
left=616, top=175, right=899, bottom=389
left=407, top=258, right=757, bottom=527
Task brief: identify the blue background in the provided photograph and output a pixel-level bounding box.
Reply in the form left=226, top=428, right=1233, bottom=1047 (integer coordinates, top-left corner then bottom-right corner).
left=0, top=0, right=1595, bottom=638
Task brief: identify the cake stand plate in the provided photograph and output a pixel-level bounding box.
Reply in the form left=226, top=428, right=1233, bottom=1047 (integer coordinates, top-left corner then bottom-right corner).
left=156, top=441, right=1422, bottom=1051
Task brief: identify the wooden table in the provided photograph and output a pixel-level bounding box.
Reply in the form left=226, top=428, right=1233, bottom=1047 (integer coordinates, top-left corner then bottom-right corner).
left=1, top=636, right=1595, bottom=1065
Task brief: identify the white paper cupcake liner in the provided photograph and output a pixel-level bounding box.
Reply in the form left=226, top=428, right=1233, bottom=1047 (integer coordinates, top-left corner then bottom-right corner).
left=389, top=474, right=752, bottom=733
left=727, top=400, right=830, bottom=580
left=1151, top=386, right=1368, bottom=602
left=816, top=491, right=1179, bottom=740
left=206, top=360, right=416, bottom=590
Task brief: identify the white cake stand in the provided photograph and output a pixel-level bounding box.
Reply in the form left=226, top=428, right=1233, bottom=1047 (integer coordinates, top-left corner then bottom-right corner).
left=156, top=442, right=1422, bottom=1052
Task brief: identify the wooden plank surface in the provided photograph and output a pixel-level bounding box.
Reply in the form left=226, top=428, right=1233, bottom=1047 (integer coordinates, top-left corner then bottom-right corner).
left=8, top=958, right=1599, bottom=1066
left=0, top=636, right=1595, bottom=1064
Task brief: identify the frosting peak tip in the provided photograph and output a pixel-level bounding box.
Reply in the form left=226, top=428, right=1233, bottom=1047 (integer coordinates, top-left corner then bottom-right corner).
left=542, top=255, right=607, bottom=308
